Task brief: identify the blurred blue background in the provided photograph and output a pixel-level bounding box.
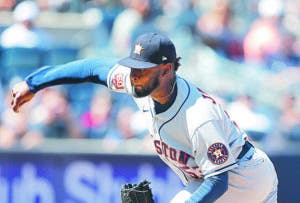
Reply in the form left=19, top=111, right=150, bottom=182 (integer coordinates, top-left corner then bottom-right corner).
left=0, top=0, right=300, bottom=202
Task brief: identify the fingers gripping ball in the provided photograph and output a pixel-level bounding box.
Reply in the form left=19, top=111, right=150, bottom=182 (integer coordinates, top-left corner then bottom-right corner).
left=121, top=180, right=155, bottom=203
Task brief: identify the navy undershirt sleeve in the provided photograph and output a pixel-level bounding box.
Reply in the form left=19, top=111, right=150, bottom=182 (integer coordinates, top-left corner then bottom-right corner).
left=186, top=172, right=228, bottom=203
left=25, top=58, right=116, bottom=93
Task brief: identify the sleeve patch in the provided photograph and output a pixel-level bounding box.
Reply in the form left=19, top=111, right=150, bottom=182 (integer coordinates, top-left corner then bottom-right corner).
left=207, top=143, right=229, bottom=165
left=107, top=64, right=131, bottom=93
left=112, top=73, right=125, bottom=89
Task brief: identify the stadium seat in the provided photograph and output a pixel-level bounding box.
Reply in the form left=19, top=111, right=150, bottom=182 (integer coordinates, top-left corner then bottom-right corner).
left=0, top=46, right=3, bottom=84
left=43, top=46, right=79, bottom=65
left=245, top=130, right=266, bottom=141
left=0, top=47, right=43, bottom=84
left=286, top=125, right=300, bottom=141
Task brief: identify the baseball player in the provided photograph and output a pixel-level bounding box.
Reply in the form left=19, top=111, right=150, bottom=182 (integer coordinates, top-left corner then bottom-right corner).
left=11, top=32, right=278, bottom=202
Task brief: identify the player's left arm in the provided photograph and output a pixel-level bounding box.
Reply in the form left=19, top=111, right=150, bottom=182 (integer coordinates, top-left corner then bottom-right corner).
left=186, top=171, right=228, bottom=203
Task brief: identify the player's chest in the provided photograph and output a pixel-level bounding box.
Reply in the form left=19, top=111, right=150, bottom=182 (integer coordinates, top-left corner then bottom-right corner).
left=142, top=109, right=190, bottom=145
left=144, top=111, right=194, bottom=163
left=141, top=104, right=204, bottom=179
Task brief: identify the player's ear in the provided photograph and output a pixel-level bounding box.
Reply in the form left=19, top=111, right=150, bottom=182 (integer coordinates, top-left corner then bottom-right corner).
left=162, top=64, right=172, bottom=76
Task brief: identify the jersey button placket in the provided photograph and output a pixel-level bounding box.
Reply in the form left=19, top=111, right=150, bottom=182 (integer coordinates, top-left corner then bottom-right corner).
left=148, top=97, right=161, bottom=141
left=152, top=116, right=162, bottom=141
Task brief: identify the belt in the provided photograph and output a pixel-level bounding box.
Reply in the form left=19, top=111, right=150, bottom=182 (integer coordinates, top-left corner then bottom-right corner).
left=237, top=141, right=254, bottom=160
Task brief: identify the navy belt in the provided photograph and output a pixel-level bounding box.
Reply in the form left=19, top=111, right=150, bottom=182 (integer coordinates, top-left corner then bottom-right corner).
left=237, top=141, right=254, bottom=160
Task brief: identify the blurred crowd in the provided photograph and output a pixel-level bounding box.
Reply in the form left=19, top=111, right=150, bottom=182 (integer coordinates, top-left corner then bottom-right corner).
left=0, top=0, right=300, bottom=152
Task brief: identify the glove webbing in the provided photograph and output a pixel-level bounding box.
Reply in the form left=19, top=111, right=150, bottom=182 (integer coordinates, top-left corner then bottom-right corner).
left=122, top=180, right=154, bottom=203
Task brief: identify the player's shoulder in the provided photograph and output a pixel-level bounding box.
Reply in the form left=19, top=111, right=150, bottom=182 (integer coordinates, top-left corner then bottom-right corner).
left=180, top=78, right=216, bottom=108
left=182, top=80, right=223, bottom=123
left=107, top=64, right=131, bottom=93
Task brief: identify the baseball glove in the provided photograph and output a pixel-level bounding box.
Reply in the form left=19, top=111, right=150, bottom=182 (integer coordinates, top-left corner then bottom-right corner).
left=121, top=180, right=155, bottom=203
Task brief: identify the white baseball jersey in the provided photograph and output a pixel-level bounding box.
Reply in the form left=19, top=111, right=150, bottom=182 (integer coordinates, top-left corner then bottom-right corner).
left=107, top=64, right=278, bottom=202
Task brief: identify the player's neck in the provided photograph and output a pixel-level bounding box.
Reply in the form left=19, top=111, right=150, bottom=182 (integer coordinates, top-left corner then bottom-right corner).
left=151, top=77, right=177, bottom=105
left=153, top=83, right=177, bottom=114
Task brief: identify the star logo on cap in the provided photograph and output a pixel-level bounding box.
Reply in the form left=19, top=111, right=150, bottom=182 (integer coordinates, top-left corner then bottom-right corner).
left=134, top=43, right=144, bottom=55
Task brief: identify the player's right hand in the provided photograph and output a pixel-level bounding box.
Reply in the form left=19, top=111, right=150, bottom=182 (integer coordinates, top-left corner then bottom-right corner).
left=11, top=81, right=35, bottom=113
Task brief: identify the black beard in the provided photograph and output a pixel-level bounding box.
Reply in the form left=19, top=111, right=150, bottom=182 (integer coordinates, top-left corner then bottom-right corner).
left=132, top=78, right=159, bottom=98
left=132, top=87, right=153, bottom=98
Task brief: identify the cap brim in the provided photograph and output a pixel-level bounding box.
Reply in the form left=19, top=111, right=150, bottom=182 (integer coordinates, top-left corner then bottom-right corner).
left=118, top=57, right=158, bottom=69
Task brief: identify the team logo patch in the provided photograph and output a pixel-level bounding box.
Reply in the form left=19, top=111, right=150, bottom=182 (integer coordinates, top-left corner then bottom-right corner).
left=207, top=143, right=229, bottom=165
left=112, top=73, right=124, bottom=89
left=134, top=43, right=144, bottom=55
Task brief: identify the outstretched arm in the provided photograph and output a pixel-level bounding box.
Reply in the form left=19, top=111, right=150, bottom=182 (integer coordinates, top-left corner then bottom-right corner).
left=11, top=57, right=115, bottom=112
left=25, top=58, right=114, bottom=93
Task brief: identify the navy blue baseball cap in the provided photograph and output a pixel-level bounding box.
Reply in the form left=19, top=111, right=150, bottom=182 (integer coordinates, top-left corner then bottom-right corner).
left=118, top=32, right=177, bottom=69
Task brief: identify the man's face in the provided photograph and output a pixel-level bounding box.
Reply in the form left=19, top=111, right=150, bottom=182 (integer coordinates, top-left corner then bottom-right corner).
left=130, top=65, right=161, bottom=98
